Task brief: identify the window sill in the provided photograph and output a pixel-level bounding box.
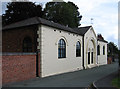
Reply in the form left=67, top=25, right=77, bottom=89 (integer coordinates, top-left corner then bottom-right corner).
left=58, top=57, right=66, bottom=59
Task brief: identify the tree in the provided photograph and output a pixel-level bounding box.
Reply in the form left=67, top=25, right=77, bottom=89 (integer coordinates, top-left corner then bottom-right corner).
left=107, top=42, right=119, bottom=63
left=2, top=1, right=43, bottom=26
left=43, top=1, right=82, bottom=28
left=108, top=42, right=119, bottom=57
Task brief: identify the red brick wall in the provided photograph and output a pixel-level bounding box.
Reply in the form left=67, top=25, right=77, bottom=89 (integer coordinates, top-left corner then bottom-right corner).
left=107, top=57, right=112, bottom=64
left=2, top=25, right=38, bottom=52
left=2, top=53, right=36, bottom=84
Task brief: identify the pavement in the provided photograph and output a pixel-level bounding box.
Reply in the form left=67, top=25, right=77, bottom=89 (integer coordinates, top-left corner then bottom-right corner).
left=93, top=68, right=119, bottom=89
left=3, top=62, right=119, bottom=87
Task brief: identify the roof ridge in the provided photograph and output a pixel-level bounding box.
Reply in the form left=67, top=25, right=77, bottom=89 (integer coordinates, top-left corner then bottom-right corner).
left=38, top=17, right=74, bottom=30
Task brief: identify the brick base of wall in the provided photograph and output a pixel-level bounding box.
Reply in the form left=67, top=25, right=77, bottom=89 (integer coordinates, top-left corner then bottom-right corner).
left=2, top=53, right=36, bottom=84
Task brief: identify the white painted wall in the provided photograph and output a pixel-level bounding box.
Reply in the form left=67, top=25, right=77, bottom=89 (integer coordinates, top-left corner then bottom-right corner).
left=84, top=27, right=98, bottom=69
left=37, top=24, right=108, bottom=77
left=38, top=25, right=83, bottom=77
left=98, top=41, right=107, bottom=65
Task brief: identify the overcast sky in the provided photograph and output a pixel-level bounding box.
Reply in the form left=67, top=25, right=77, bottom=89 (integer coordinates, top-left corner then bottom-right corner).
left=1, top=0, right=119, bottom=48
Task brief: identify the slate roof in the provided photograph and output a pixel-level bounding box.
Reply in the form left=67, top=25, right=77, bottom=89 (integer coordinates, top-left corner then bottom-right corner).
left=2, top=17, right=91, bottom=36
left=73, top=26, right=92, bottom=36
left=2, top=17, right=40, bottom=30
left=2, top=17, right=108, bottom=43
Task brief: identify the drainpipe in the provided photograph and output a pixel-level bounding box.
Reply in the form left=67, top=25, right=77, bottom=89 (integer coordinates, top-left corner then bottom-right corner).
left=36, top=24, right=41, bottom=77
left=82, top=35, right=85, bottom=69
left=97, top=40, right=98, bottom=65
left=35, top=25, right=39, bottom=77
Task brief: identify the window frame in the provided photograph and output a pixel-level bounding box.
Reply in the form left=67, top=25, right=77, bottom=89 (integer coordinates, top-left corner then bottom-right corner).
left=23, top=37, right=32, bottom=52
left=76, top=41, right=81, bottom=57
left=97, top=45, right=100, bottom=55
left=103, top=46, right=105, bottom=55
left=58, top=39, right=66, bottom=58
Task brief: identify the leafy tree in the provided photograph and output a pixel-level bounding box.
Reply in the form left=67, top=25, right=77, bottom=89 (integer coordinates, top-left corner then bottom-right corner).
left=2, top=1, right=43, bottom=26
left=43, top=1, right=82, bottom=28
left=108, top=42, right=119, bottom=57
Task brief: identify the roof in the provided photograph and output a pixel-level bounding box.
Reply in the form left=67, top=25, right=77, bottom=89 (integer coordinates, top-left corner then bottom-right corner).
left=74, top=26, right=92, bottom=36
left=2, top=17, right=40, bottom=30
left=2, top=17, right=108, bottom=43
left=97, top=38, right=108, bottom=43
left=2, top=17, right=91, bottom=36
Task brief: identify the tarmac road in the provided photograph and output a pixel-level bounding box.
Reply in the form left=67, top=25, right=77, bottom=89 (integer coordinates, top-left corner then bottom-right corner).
left=4, top=62, right=118, bottom=87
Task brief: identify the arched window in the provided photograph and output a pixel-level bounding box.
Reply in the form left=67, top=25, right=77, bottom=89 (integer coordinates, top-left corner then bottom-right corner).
left=23, top=37, right=32, bottom=52
left=103, top=46, right=105, bottom=55
left=58, top=39, right=66, bottom=58
left=76, top=41, right=81, bottom=57
left=97, top=45, right=100, bottom=55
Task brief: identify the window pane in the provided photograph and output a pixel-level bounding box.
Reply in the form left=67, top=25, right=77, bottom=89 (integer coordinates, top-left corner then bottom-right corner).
left=97, top=45, right=100, bottom=55
left=88, top=52, right=90, bottom=64
left=91, top=52, right=93, bottom=64
left=76, top=41, right=81, bottom=57
left=103, top=46, right=105, bottom=55
left=58, top=48, right=60, bottom=58
left=23, top=37, right=32, bottom=52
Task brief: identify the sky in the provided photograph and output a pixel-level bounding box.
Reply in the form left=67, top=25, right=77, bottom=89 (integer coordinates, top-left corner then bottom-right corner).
left=0, top=0, right=119, bottom=48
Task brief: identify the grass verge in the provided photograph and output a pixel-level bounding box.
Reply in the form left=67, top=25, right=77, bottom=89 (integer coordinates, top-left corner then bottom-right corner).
left=112, top=77, right=120, bottom=89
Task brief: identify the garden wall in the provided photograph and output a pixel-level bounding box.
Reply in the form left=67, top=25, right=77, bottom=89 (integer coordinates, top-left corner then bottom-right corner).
left=2, top=53, right=36, bottom=84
